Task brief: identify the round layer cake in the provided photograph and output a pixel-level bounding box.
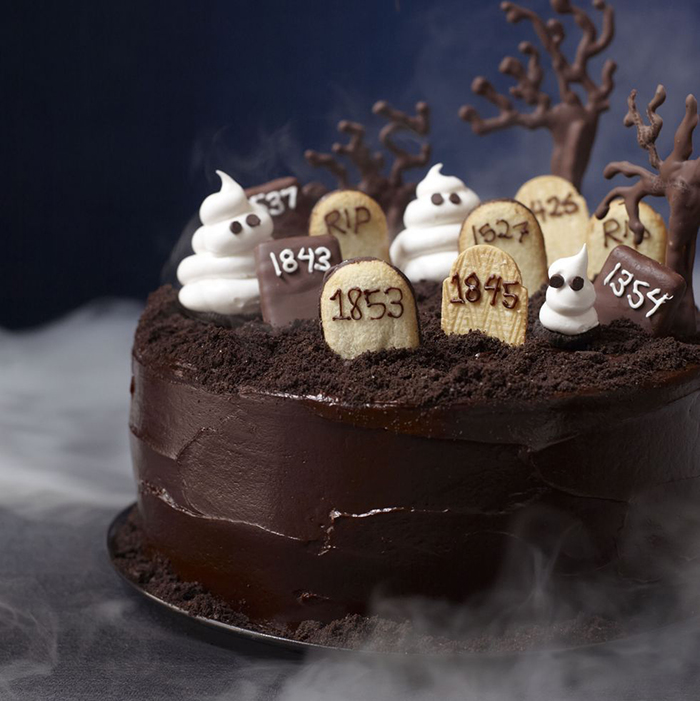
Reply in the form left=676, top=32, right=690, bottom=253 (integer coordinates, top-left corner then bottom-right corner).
left=130, top=284, right=700, bottom=625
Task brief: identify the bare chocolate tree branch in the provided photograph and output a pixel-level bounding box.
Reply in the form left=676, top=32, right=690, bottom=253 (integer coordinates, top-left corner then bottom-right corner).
left=305, top=102, right=432, bottom=235
left=623, top=86, right=665, bottom=169
left=332, top=121, right=385, bottom=182
left=596, top=86, right=700, bottom=335
left=670, top=94, right=699, bottom=164
left=460, top=0, right=617, bottom=190
left=373, top=101, right=431, bottom=187
left=596, top=161, right=662, bottom=241
left=303, top=150, right=349, bottom=189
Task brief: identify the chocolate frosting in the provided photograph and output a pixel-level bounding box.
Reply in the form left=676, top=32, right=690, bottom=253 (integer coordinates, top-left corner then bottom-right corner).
left=130, top=290, right=700, bottom=623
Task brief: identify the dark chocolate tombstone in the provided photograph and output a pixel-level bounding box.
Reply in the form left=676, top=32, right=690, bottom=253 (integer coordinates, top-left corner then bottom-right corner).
left=593, top=246, right=686, bottom=336
left=245, top=177, right=325, bottom=240
left=255, top=235, right=342, bottom=327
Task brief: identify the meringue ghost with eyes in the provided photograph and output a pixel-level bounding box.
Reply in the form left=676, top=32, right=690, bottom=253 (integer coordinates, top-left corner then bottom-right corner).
left=539, top=244, right=599, bottom=335
left=177, top=171, right=274, bottom=315
left=390, top=164, right=480, bottom=283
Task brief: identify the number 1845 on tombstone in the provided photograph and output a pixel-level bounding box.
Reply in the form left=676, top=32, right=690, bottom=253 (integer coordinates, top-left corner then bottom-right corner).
left=441, top=245, right=528, bottom=345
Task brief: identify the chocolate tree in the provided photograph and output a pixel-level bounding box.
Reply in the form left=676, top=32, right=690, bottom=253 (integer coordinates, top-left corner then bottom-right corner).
left=460, top=0, right=616, bottom=191
left=596, top=86, right=700, bottom=335
left=305, top=101, right=430, bottom=235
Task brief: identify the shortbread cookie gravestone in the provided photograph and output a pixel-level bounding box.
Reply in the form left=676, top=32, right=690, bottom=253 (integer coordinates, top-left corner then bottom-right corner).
left=320, top=258, right=420, bottom=359
left=593, top=246, right=686, bottom=337
left=441, top=244, right=528, bottom=345
left=586, top=199, right=667, bottom=279
left=459, top=199, right=547, bottom=294
left=255, top=234, right=342, bottom=327
left=515, top=175, right=589, bottom=265
left=309, top=190, right=390, bottom=262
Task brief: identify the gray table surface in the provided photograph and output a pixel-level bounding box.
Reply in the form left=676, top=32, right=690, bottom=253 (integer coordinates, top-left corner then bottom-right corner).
left=1, top=299, right=699, bottom=700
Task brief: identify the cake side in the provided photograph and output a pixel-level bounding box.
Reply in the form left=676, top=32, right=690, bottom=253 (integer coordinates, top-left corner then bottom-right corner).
left=130, top=286, right=700, bottom=624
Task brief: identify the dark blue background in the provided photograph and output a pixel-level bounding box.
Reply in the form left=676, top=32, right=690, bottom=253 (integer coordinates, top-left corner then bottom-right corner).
left=3, top=0, right=700, bottom=328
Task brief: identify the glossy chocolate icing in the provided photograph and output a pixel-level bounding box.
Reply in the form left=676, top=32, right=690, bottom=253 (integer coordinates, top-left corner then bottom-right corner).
left=130, top=344, right=700, bottom=624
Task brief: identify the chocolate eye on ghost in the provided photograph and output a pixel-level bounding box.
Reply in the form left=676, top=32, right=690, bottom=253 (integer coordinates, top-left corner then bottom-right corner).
left=431, top=193, right=444, bottom=206
left=246, top=213, right=261, bottom=227
left=549, top=274, right=564, bottom=288
left=230, top=220, right=243, bottom=235
left=449, top=193, right=461, bottom=204
left=570, top=276, right=584, bottom=291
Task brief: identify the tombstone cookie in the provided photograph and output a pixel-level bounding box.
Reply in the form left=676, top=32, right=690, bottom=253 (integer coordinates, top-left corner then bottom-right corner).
left=586, top=199, right=667, bottom=279
left=537, top=245, right=599, bottom=349
left=246, top=177, right=323, bottom=240
left=594, top=246, right=686, bottom=337
left=309, top=190, right=390, bottom=262
left=441, top=245, right=528, bottom=345
left=459, top=199, right=547, bottom=294
left=515, top=175, right=589, bottom=266
left=320, top=259, right=420, bottom=359
left=255, top=235, right=342, bottom=327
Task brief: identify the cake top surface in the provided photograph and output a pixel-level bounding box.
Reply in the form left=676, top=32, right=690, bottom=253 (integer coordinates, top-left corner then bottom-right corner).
left=134, top=284, right=700, bottom=408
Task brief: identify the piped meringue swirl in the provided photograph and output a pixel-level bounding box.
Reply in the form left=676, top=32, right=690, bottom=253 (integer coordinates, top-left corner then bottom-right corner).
left=177, top=171, right=273, bottom=315
left=390, top=164, right=480, bottom=283
left=539, top=244, right=599, bottom=335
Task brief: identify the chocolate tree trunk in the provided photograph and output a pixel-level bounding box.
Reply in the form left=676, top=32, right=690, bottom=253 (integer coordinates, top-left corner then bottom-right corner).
left=549, top=106, right=599, bottom=192
left=667, top=212, right=698, bottom=335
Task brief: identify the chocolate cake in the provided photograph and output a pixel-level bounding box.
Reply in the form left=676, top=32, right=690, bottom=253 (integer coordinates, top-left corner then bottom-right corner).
left=129, top=283, right=700, bottom=626
left=124, top=3, right=700, bottom=643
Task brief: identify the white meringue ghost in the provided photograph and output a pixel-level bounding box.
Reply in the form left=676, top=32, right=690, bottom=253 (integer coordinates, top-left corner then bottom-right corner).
left=539, top=245, right=599, bottom=335
left=390, top=164, right=480, bottom=283
left=177, top=171, right=273, bottom=315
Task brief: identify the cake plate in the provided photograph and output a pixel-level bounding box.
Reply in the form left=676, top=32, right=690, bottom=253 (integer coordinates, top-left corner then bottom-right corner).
left=107, top=504, right=697, bottom=657
left=107, top=504, right=327, bottom=654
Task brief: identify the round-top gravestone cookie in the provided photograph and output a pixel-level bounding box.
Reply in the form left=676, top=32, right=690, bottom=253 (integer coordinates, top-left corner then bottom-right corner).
left=586, top=199, right=667, bottom=279
left=515, top=175, right=589, bottom=266
left=309, top=190, right=390, bottom=262
left=458, top=199, right=547, bottom=294
left=441, top=245, right=528, bottom=345
left=320, top=258, right=420, bottom=359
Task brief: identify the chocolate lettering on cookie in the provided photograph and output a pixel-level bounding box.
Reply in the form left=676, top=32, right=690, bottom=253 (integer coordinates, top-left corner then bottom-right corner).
left=354, top=206, right=371, bottom=233
left=324, top=210, right=345, bottom=236
left=309, top=190, right=390, bottom=261
left=515, top=176, right=589, bottom=266
left=587, top=199, right=667, bottom=279
left=593, top=245, right=686, bottom=336
left=255, top=234, right=342, bottom=327
left=320, top=259, right=419, bottom=359
left=603, top=218, right=623, bottom=247
left=442, top=244, right=528, bottom=345
left=459, top=199, right=547, bottom=294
